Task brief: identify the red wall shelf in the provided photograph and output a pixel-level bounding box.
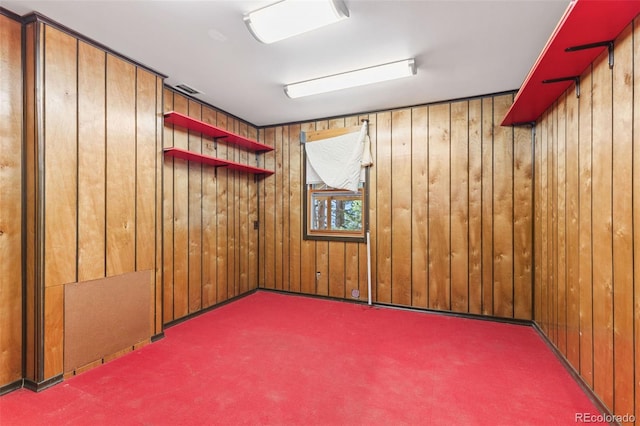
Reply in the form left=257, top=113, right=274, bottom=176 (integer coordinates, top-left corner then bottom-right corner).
left=164, top=147, right=274, bottom=175
left=164, top=111, right=274, bottom=152
left=502, top=0, right=640, bottom=126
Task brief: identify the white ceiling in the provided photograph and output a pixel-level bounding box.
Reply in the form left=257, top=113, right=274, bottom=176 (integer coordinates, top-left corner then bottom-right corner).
left=2, top=0, right=570, bottom=127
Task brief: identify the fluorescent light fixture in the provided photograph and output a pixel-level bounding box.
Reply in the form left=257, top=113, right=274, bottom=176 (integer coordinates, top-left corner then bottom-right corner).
left=284, top=59, right=417, bottom=99
left=244, top=0, right=349, bottom=44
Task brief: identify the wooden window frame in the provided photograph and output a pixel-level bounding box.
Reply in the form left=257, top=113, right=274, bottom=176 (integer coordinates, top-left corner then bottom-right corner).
left=303, top=180, right=368, bottom=242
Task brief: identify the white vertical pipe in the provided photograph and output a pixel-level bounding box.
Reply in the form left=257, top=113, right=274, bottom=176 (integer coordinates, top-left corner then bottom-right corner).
left=366, top=231, right=372, bottom=305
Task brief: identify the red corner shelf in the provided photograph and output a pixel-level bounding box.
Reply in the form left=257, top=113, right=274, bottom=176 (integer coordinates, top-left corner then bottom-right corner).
left=164, top=147, right=274, bottom=175
left=502, top=0, right=640, bottom=126
left=164, top=111, right=274, bottom=153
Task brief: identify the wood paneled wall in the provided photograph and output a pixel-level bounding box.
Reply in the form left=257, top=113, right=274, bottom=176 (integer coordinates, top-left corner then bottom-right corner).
left=534, top=19, right=639, bottom=422
left=0, top=12, right=24, bottom=391
left=22, top=20, right=164, bottom=384
left=162, top=89, right=260, bottom=324
left=258, top=93, right=534, bottom=320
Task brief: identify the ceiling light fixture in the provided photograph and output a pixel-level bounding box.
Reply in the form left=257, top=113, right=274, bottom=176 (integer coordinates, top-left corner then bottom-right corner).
left=244, top=0, right=349, bottom=44
left=284, top=59, right=417, bottom=99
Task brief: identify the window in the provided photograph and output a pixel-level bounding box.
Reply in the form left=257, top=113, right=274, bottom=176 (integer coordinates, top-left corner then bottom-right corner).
left=305, top=183, right=367, bottom=241
left=302, top=123, right=371, bottom=241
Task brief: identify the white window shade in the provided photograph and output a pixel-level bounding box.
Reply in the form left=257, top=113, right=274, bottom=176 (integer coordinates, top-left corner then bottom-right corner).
left=305, top=122, right=372, bottom=192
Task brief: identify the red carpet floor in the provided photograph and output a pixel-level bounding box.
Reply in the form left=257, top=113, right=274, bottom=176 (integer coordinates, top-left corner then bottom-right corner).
left=0, top=291, right=605, bottom=425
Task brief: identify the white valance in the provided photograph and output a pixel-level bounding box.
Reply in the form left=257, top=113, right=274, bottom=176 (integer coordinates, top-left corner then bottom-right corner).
left=305, top=122, right=373, bottom=192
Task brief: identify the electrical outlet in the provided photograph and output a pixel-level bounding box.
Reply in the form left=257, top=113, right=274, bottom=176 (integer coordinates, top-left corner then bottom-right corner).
left=316, top=271, right=321, bottom=279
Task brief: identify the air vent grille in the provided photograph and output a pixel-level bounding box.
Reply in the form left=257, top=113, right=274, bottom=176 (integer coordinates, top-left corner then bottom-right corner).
left=174, top=83, right=201, bottom=95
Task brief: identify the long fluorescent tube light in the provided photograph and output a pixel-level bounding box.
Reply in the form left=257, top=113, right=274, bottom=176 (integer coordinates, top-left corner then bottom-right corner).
left=284, top=59, right=417, bottom=99
left=244, top=0, right=349, bottom=44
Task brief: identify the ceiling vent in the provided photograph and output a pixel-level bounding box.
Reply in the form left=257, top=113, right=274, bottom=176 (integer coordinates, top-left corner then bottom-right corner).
left=174, top=83, right=202, bottom=95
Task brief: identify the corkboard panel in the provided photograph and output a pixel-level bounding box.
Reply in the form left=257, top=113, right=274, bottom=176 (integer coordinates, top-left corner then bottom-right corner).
left=64, top=270, right=153, bottom=372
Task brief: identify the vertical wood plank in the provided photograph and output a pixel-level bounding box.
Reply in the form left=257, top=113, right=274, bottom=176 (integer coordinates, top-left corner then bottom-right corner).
left=565, top=80, right=580, bottom=366
left=188, top=100, right=202, bottom=312
left=44, top=26, right=78, bottom=287
left=263, top=126, right=276, bottom=290
left=248, top=125, right=259, bottom=291
left=43, top=26, right=77, bottom=379
left=611, top=23, right=634, bottom=418
left=557, top=93, right=567, bottom=354
left=162, top=89, right=175, bottom=323
left=281, top=125, right=291, bottom=292
left=226, top=118, right=237, bottom=299
left=289, top=123, right=302, bottom=293
left=591, top=52, right=614, bottom=410
left=578, top=67, right=594, bottom=387
left=0, top=14, right=23, bottom=386
left=201, top=107, right=217, bottom=308
left=43, top=286, right=64, bottom=378
left=391, top=109, right=412, bottom=306
left=238, top=123, right=249, bottom=295
left=300, top=122, right=317, bottom=294
left=171, top=94, right=189, bottom=316
left=375, top=112, right=392, bottom=303
left=314, top=120, right=329, bottom=296
left=411, top=107, right=428, bottom=308
left=136, top=69, right=157, bottom=273
left=513, top=125, right=533, bottom=320
left=481, top=97, right=494, bottom=315
left=106, top=54, right=137, bottom=278
left=216, top=113, right=229, bottom=302
left=77, top=41, right=106, bottom=282
left=450, top=100, right=469, bottom=313
left=539, top=111, right=549, bottom=334
left=428, top=103, right=451, bottom=310
left=468, top=99, right=483, bottom=315
left=633, top=17, right=640, bottom=424
left=492, top=95, right=514, bottom=318
left=274, top=126, right=284, bottom=290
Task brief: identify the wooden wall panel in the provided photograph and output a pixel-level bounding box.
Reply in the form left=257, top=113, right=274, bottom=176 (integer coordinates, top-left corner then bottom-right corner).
left=611, top=23, right=635, bottom=419
left=172, top=95, right=189, bottom=316
left=428, top=103, right=451, bottom=310
left=481, top=98, right=494, bottom=315
left=163, top=90, right=176, bottom=322
left=0, top=13, right=23, bottom=388
left=77, top=42, right=106, bottom=282
left=161, top=90, right=262, bottom=324
left=564, top=85, right=580, bottom=367
left=578, top=67, right=594, bottom=387
left=492, top=95, right=514, bottom=318
left=411, top=107, right=428, bottom=308
left=201, top=107, right=218, bottom=308
left=590, top=52, right=614, bottom=410
left=188, top=100, right=203, bottom=313
left=513, top=125, right=532, bottom=320
left=556, top=93, right=567, bottom=355
left=634, top=17, right=640, bottom=426
left=261, top=92, right=532, bottom=321
left=450, top=101, right=469, bottom=313
left=391, top=109, right=412, bottom=306
left=375, top=112, right=392, bottom=304
left=288, top=123, right=302, bottom=294
left=21, top=20, right=164, bottom=382
left=43, top=25, right=78, bottom=379
left=534, top=20, right=638, bottom=421
left=106, top=54, right=136, bottom=277
left=467, top=99, right=483, bottom=315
